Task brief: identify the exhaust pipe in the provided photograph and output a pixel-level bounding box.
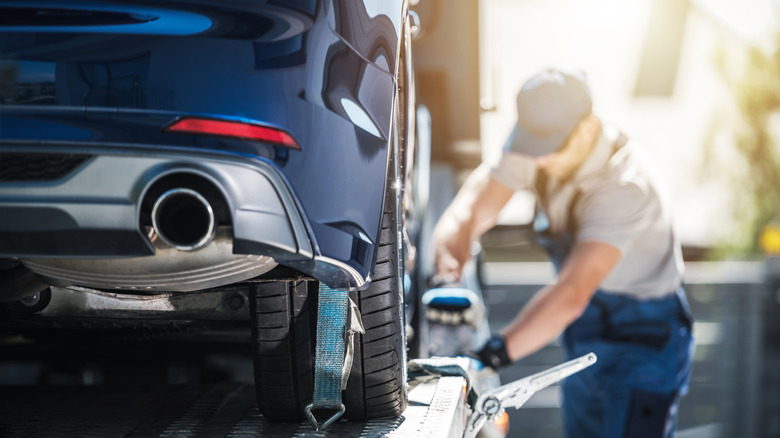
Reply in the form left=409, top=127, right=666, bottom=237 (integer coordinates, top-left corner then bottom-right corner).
left=151, top=188, right=216, bottom=251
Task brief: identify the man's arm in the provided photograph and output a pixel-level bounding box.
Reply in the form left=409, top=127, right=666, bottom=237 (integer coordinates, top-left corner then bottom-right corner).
left=433, top=164, right=514, bottom=282
left=501, top=240, right=621, bottom=360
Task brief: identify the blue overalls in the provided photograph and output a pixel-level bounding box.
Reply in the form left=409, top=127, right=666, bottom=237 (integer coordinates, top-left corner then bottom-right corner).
left=535, top=188, right=695, bottom=438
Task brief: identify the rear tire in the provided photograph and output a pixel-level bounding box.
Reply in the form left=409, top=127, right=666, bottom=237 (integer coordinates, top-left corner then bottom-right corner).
left=251, top=160, right=408, bottom=422
left=251, top=279, right=317, bottom=421
left=343, top=182, right=408, bottom=420
left=250, top=185, right=408, bottom=422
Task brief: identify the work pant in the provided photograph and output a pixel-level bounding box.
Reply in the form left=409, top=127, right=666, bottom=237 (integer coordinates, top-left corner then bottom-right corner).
left=560, top=288, right=695, bottom=438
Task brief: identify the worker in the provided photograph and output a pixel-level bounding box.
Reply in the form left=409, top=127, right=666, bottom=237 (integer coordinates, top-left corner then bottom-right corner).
left=433, top=66, right=695, bottom=438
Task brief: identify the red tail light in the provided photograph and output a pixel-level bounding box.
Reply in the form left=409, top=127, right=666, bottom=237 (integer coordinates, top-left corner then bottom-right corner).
left=164, top=117, right=300, bottom=150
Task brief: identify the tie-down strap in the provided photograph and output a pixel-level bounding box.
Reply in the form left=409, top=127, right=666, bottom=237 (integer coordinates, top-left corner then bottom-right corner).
left=305, top=283, right=364, bottom=431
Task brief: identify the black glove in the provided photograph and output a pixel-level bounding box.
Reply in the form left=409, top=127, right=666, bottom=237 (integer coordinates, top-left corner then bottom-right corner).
left=471, top=334, right=512, bottom=370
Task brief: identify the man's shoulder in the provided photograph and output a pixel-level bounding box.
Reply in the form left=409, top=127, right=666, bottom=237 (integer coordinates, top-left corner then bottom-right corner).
left=578, top=174, right=655, bottom=220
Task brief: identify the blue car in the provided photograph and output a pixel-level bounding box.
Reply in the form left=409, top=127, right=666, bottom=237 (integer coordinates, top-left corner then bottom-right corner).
left=0, top=0, right=417, bottom=422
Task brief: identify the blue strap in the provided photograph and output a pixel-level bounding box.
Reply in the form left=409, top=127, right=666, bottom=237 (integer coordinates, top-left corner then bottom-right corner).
left=305, top=283, right=349, bottom=430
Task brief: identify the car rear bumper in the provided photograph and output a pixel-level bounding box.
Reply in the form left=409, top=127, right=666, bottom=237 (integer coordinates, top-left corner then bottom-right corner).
left=0, top=144, right=377, bottom=289
left=0, top=144, right=312, bottom=257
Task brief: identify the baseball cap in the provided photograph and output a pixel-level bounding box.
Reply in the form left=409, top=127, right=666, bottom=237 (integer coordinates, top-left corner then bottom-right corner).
left=505, top=67, right=592, bottom=156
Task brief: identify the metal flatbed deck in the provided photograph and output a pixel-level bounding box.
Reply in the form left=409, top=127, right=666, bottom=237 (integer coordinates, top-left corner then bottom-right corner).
left=0, top=372, right=468, bottom=437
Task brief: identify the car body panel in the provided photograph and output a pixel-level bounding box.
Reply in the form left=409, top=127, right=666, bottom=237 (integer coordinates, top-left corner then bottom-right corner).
left=0, top=0, right=407, bottom=290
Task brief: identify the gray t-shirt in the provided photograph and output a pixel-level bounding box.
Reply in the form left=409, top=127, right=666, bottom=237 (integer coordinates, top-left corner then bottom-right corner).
left=489, top=124, right=684, bottom=299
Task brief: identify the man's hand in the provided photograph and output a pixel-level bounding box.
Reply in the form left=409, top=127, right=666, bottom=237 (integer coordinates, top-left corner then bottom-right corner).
left=432, top=165, right=514, bottom=282
left=469, top=333, right=512, bottom=370
left=432, top=216, right=473, bottom=284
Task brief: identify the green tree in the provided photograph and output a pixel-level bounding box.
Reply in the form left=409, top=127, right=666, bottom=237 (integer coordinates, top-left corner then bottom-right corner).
left=710, top=35, right=780, bottom=255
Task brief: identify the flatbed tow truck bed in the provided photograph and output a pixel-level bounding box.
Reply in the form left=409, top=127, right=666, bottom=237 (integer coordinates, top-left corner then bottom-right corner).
left=0, top=373, right=469, bottom=437
left=0, top=350, right=596, bottom=438
left=0, top=282, right=597, bottom=438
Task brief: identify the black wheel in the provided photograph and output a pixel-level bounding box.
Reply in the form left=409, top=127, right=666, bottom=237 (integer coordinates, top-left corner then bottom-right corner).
left=250, top=279, right=317, bottom=422
left=250, top=168, right=408, bottom=422
left=343, top=177, right=408, bottom=420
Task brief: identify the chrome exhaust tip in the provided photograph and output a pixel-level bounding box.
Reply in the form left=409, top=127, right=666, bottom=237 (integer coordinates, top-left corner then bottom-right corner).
left=151, top=188, right=216, bottom=251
